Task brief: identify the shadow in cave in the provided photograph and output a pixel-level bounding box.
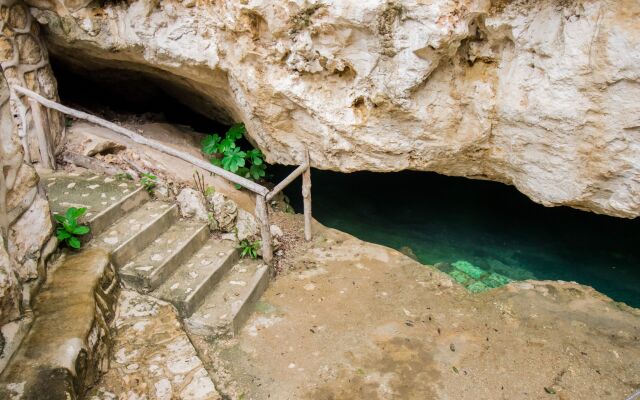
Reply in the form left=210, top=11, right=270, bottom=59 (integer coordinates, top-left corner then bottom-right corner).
left=50, top=56, right=229, bottom=135
left=273, top=166, right=640, bottom=307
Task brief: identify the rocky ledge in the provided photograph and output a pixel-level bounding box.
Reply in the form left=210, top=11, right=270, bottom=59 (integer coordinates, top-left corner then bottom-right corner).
left=23, top=0, right=640, bottom=218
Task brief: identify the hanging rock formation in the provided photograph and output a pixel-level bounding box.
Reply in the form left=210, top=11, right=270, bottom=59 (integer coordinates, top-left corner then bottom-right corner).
left=21, top=0, right=640, bottom=218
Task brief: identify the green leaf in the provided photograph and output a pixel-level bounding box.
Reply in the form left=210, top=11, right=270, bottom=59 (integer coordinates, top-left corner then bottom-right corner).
left=202, top=134, right=222, bottom=154
left=68, top=237, right=81, bottom=249
left=65, top=207, right=78, bottom=220
left=219, top=137, right=236, bottom=153
left=56, top=229, right=71, bottom=240
left=236, top=167, right=250, bottom=179
left=63, top=220, right=77, bottom=232
left=210, top=157, right=223, bottom=167
left=544, top=387, right=556, bottom=395
left=67, top=207, right=87, bottom=220
left=222, top=147, right=246, bottom=173
left=54, top=214, right=67, bottom=224
left=73, top=226, right=90, bottom=235
left=247, top=149, right=263, bottom=165
left=226, top=123, right=245, bottom=141
left=249, top=163, right=266, bottom=181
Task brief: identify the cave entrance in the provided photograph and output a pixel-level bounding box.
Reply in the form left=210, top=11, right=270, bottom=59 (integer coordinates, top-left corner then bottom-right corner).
left=50, top=56, right=229, bottom=135
left=275, top=168, right=640, bottom=307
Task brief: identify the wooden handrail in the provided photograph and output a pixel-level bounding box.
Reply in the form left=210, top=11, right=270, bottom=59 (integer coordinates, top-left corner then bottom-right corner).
left=13, top=84, right=313, bottom=265
left=12, top=86, right=270, bottom=196
left=266, top=162, right=308, bottom=201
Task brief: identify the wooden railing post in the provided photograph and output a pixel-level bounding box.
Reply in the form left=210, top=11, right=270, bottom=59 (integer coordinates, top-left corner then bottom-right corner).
left=28, top=98, right=55, bottom=170
left=302, top=149, right=312, bottom=241
left=255, top=194, right=273, bottom=264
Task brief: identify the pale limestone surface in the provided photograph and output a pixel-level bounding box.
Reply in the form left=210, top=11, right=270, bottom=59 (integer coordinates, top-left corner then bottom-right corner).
left=87, top=290, right=220, bottom=400
left=27, top=0, right=640, bottom=217
left=0, top=49, right=53, bottom=331
left=177, top=188, right=209, bottom=222
left=0, top=0, right=65, bottom=163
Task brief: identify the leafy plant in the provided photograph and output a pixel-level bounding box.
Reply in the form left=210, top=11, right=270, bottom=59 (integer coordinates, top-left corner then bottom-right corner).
left=140, top=172, right=157, bottom=194
left=201, top=123, right=267, bottom=189
left=222, top=147, right=246, bottom=172
left=238, top=239, right=261, bottom=259
left=116, top=172, right=133, bottom=181
left=55, top=207, right=90, bottom=249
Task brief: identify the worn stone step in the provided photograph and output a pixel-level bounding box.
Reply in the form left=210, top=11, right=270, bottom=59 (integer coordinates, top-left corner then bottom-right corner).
left=119, top=220, right=209, bottom=292
left=92, top=201, right=177, bottom=267
left=0, top=248, right=118, bottom=400
left=44, top=173, right=148, bottom=237
left=186, top=258, right=269, bottom=338
left=154, top=239, right=239, bottom=317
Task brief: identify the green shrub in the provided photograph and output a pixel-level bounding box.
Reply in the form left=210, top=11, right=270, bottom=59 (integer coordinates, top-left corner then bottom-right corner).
left=238, top=238, right=261, bottom=259
left=55, top=207, right=90, bottom=249
left=201, top=123, right=267, bottom=189
left=141, top=172, right=157, bottom=194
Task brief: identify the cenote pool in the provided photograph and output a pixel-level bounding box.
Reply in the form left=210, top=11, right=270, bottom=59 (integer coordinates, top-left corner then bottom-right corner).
left=277, top=169, right=640, bottom=308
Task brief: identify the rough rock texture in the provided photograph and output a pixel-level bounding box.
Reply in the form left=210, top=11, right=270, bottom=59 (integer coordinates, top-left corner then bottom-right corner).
left=86, top=290, right=220, bottom=400
left=177, top=187, right=209, bottom=222
left=0, top=63, right=54, bottom=331
left=27, top=0, right=640, bottom=218
left=0, top=0, right=65, bottom=164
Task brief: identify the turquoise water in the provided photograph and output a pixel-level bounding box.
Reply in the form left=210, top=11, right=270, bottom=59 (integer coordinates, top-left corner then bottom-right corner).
left=278, top=169, right=640, bottom=308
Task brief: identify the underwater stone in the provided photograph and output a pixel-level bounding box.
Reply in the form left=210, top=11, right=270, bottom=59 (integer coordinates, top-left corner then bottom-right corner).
left=452, top=260, right=486, bottom=280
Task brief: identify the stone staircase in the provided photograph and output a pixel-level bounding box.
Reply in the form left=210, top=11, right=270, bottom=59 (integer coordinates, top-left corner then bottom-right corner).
left=45, top=172, right=270, bottom=337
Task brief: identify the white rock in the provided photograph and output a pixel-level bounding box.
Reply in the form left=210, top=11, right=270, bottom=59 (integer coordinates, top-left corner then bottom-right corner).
left=176, top=188, right=208, bottom=222
left=236, top=209, right=259, bottom=241
left=30, top=0, right=640, bottom=217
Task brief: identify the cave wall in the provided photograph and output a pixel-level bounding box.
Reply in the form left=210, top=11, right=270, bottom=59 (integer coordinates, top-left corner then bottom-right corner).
left=0, top=0, right=64, bottom=165
left=0, top=1, right=56, bottom=329
left=23, top=0, right=640, bottom=218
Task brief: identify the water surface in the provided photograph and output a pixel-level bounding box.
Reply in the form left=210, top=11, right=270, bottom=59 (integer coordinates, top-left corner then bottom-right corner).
left=278, top=169, right=640, bottom=308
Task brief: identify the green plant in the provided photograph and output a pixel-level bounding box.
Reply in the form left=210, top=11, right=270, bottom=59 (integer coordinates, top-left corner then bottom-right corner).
left=116, top=172, right=133, bottom=181
left=238, top=239, right=261, bottom=259
left=193, top=171, right=215, bottom=198
left=55, top=207, right=90, bottom=249
left=140, top=172, right=157, bottom=194
left=201, top=123, right=267, bottom=189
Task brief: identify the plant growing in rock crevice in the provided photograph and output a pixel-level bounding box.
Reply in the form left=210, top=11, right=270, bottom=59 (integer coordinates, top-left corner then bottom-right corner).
left=201, top=123, right=266, bottom=189
left=140, top=172, right=157, bottom=194
left=238, top=238, right=261, bottom=259
left=55, top=207, right=91, bottom=249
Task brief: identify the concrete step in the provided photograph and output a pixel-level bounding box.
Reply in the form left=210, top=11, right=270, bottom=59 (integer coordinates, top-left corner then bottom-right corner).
left=92, top=201, right=177, bottom=267
left=0, top=248, right=119, bottom=400
left=154, top=239, right=239, bottom=317
left=186, top=258, right=269, bottom=338
left=44, top=172, right=148, bottom=237
left=120, top=220, right=209, bottom=292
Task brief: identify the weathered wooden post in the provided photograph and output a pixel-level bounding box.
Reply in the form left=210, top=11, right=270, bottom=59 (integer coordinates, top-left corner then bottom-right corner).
left=28, top=98, right=56, bottom=170
left=255, top=194, right=273, bottom=264
left=302, top=149, right=312, bottom=241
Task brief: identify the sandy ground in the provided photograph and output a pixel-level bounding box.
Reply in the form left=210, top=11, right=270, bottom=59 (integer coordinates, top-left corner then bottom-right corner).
left=194, top=216, right=640, bottom=400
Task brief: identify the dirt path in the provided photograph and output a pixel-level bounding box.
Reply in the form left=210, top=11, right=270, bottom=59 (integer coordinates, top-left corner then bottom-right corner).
left=202, top=221, right=640, bottom=400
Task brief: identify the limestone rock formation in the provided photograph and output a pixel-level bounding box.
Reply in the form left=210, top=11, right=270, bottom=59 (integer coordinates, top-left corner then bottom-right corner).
left=24, top=0, right=640, bottom=218
left=0, top=35, right=54, bottom=326
left=0, top=0, right=65, bottom=165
